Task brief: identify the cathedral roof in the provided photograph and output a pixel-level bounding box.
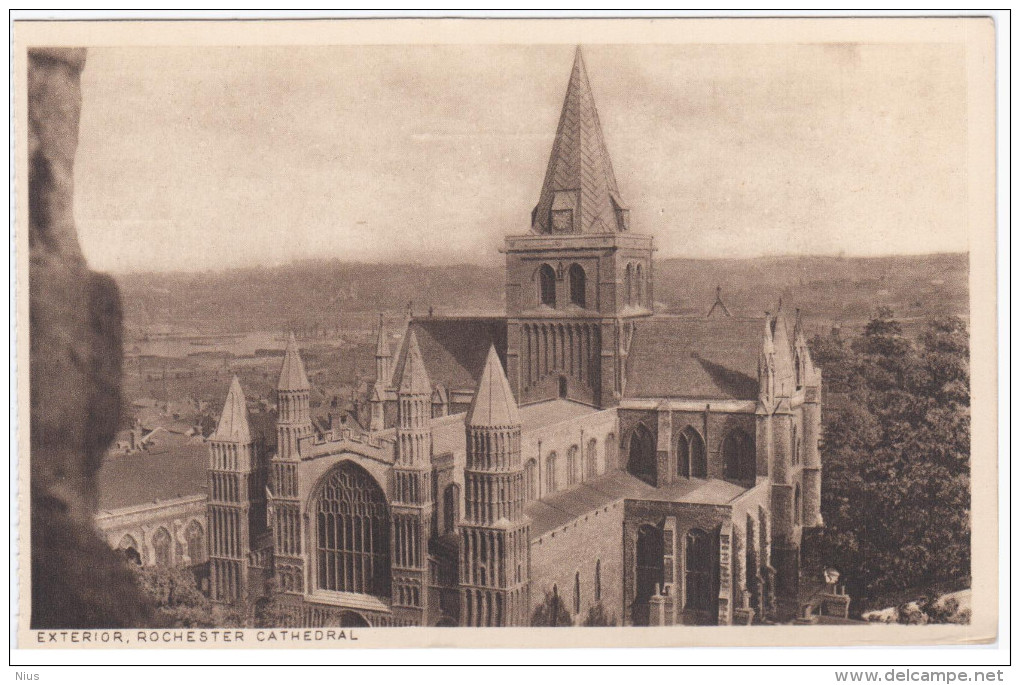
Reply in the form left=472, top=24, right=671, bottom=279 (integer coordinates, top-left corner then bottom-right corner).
left=397, top=330, right=432, bottom=395
left=278, top=332, right=311, bottom=392
left=623, top=316, right=765, bottom=400
left=391, top=317, right=508, bottom=394
left=211, top=375, right=251, bottom=443
left=467, top=345, right=521, bottom=428
left=531, top=46, right=626, bottom=235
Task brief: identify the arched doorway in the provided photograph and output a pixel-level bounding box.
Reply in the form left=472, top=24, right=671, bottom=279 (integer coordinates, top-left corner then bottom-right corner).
left=633, top=524, right=664, bottom=626
left=627, top=424, right=656, bottom=485
left=315, top=461, right=391, bottom=598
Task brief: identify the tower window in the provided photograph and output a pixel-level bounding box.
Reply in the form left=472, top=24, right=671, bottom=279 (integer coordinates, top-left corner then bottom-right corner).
left=625, top=264, right=634, bottom=307
left=559, top=375, right=568, bottom=399
left=568, top=263, right=586, bottom=308
left=539, top=264, right=556, bottom=308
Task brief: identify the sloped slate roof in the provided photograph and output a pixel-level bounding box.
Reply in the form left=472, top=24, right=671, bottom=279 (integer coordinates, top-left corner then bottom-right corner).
left=97, top=434, right=207, bottom=510
left=467, top=345, right=521, bottom=427
left=391, top=317, right=508, bottom=394
left=623, top=316, right=764, bottom=400
left=531, top=47, right=624, bottom=234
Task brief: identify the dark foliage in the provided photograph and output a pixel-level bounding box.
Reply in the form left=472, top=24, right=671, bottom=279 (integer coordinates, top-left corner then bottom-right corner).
left=582, top=603, right=617, bottom=627
left=803, top=310, right=970, bottom=614
left=531, top=589, right=573, bottom=627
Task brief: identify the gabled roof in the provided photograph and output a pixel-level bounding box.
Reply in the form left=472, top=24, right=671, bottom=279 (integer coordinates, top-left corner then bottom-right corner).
left=467, top=345, right=521, bottom=428
left=397, top=330, right=432, bottom=396
left=390, top=317, right=508, bottom=394
left=278, top=332, right=310, bottom=392
left=623, top=316, right=764, bottom=400
left=531, top=46, right=625, bottom=234
left=211, top=376, right=251, bottom=443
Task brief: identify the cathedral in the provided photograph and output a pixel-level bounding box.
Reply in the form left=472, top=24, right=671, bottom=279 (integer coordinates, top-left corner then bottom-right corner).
left=205, top=48, right=827, bottom=627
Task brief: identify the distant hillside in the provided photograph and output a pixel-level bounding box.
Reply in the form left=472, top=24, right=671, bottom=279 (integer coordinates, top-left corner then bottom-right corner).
left=114, top=253, right=968, bottom=338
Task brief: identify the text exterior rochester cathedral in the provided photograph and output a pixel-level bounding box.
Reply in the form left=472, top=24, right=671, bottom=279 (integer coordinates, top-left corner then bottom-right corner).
left=206, top=47, right=831, bottom=627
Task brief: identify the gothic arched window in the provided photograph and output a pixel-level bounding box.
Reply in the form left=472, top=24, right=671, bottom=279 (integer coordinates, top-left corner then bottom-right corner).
left=676, top=426, right=707, bottom=478
left=539, top=264, right=556, bottom=308
left=569, top=263, right=586, bottom=308
left=316, top=462, right=391, bottom=597
left=185, top=520, right=204, bottom=564
left=567, top=445, right=579, bottom=485
left=152, top=527, right=172, bottom=567
left=633, top=524, right=664, bottom=626
left=635, top=263, right=644, bottom=305
left=585, top=438, right=598, bottom=479
left=723, top=429, right=756, bottom=484
left=625, top=264, right=634, bottom=307
left=685, top=528, right=714, bottom=617
left=794, top=483, right=802, bottom=526
left=546, top=452, right=558, bottom=494
left=605, top=432, right=617, bottom=471
left=524, top=459, right=538, bottom=501
left=627, top=424, right=656, bottom=485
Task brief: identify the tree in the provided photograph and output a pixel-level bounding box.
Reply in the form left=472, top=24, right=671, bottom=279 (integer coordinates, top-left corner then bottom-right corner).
left=134, top=564, right=220, bottom=628
left=531, top=589, right=573, bottom=627
left=803, top=312, right=970, bottom=614
left=582, top=603, right=617, bottom=627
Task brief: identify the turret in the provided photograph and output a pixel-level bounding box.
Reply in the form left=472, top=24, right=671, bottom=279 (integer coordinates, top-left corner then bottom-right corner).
left=375, top=313, right=392, bottom=388
left=207, top=376, right=265, bottom=603
left=276, top=332, right=312, bottom=460
left=459, top=345, right=531, bottom=626
left=390, top=330, right=436, bottom=624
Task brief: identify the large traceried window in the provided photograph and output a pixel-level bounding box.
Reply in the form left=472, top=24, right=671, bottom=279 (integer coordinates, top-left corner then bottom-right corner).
left=627, top=424, right=656, bottom=485
left=676, top=426, right=707, bottom=478
left=316, top=462, right=391, bottom=597
left=538, top=264, right=556, bottom=308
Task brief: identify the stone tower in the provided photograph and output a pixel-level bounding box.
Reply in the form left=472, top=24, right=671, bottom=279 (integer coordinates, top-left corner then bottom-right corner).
left=391, top=330, right=435, bottom=624
left=207, top=376, right=264, bottom=603
left=504, top=46, right=654, bottom=409
left=270, top=333, right=312, bottom=594
left=459, top=346, right=531, bottom=626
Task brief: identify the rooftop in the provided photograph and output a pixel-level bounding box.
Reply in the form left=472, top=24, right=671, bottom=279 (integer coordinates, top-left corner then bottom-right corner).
left=525, top=470, right=750, bottom=538
left=391, top=317, right=508, bottom=394
left=97, top=433, right=207, bottom=510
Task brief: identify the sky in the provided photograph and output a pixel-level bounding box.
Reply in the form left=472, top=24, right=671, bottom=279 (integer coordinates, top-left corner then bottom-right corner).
left=72, top=43, right=969, bottom=273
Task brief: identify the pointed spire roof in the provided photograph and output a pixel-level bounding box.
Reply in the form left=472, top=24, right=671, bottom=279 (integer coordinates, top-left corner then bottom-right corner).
left=211, top=376, right=251, bottom=443
left=467, top=345, right=521, bottom=428
left=532, top=46, right=626, bottom=235
left=278, top=332, right=310, bottom=392
left=397, top=330, right=431, bottom=395
left=375, top=313, right=390, bottom=357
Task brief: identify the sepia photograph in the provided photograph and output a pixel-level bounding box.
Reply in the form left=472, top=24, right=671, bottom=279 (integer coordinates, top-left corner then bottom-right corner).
left=12, top=15, right=1000, bottom=657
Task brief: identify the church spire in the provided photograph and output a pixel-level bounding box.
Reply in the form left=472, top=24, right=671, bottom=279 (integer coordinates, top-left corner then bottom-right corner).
left=278, top=331, right=310, bottom=392
left=531, top=46, right=628, bottom=235
left=398, top=330, right=431, bottom=396
left=467, top=345, right=521, bottom=428
left=211, top=375, right=251, bottom=443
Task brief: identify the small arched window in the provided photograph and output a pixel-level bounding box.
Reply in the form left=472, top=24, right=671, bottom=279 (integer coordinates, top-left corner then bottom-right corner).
left=723, top=429, right=756, bottom=484
left=153, top=527, right=172, bottom=567
left=443, top=483, right=461, bottom=533
left=793, top=425, right=800, bottom=466
left=627, top=424, right=656, bottom=485
left=625, top=264, right=634, bottom=306
left=524, top=459, right=538, bottom=501
left=586, top=438, right=599, bottom=478
left=539, top=264, right=556, bottom=308
left=635, top=264, right=644, bottom=305
left=567, top=445, right=579, bottom=485
left=794, top=483, right=802, bottom=526
left=569, top=263, right=586, bottom=308
left=546, top=452, right=558, bottom=493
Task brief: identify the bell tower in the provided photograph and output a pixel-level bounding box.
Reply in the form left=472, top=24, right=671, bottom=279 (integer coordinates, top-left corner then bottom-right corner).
left=504, top=46, right=654, bottom=409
